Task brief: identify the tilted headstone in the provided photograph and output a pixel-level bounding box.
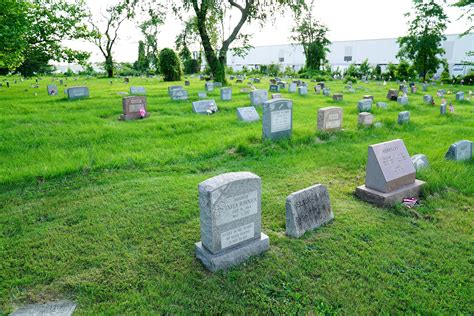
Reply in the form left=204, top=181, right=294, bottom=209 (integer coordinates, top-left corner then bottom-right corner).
left=332, top=93, right=343, bottom=101
left=357, top=99, right=372, bottom=112
left=130, top=86, right=146, bottom=95
left=423, top=95, right=433, bottom=104
left=66, top=86, right=89, bottom=100
left=355, top=139, right=425, bottom=206
left=445, top=140, right=472, bottom=161
left=220, top=87, right=232, bottom=101
left=288, top=83, right=297, bottom=93
left=262, top=98, right=293, bottom=141
left=269, top=84, right=280, bottom=92
left=170, top=88, right=188, bottom=100
left=250, top=89, right=268, bottom=106
left=377, top=102, right=388, bottom=109
left=237, top=106, right=260, bottom=122
left=47, top=84, right=58, bottom=96
left=195, top=172, right=270, bottom=272
left=398, top=111, right=410, bottom=124
left=317, top=107, right=343, bottom=132
left=387, top=89, right=398, bottom=101
left=456, top=91, right=464, bottom=101
left=205, top=82, right=214, bottom=92
left=358, top=112, right=374, bottom=126
left=411, top=154, right=429, bottom=171
left=397, top=95, right=408, bottom=105
left=168, top=85, right=183, bottom=96
left=119, top=96, right=149, bottom=121
left=298, top=86, right=308, bottom=96
left=192, top=100, right=218, bottom=114
left=286, top=184, right=334, bottom=238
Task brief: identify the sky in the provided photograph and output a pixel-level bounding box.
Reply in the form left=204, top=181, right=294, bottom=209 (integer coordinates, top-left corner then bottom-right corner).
left=67, top=0, right=470, bottom=63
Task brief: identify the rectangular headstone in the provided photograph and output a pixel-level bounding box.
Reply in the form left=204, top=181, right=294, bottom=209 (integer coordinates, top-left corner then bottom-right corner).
left=398, top=111, right=410, bottom=124
left=445, top=140, right=472, bottom=161
left=120, top=96, right=149, bottom=120
left=357, top=99, right=372, bottom=112
left=220, top=87, right=232, bottom=101
left=213, top=82, right=222, bottom=88
left=377, top=102, right=388, bottom=109
left=440, top=103, right=447, bottom=114
left=286, top=184, right=334, bottom=238
left=130, top=86, right=146, bottom=95
left=322, top=88, right=331, bottom=96
left=262, top=99, right=293, bottom=141
left=250, top=89, right=268, bottom=106
left=314, top=85, right=321, bottom=94
left=192, top=99, right=218, bottom=114
left=358, top=112, right=374, bottom=126
left=272, top=93, right=282, bottom=99
left=237, top=106, right=260, bottom=122
left=198, top=91, right=207, bottom=99
left=332, top=94, right=343, bottom=101
left=170, top=88, right=188, bottom=100
left=317, top=107, right=343, bottom=132
left=288, top=83, right=297, bottom=93
left=195, top=172, right=269, bottom=271
left=397, top=95, right=408, bottom=105
left=185, top=80, right=190, bottom=86
left=66, top=86, right=89, bottom=100
left=168, top=85, right=183, bottom=96
left=386, top=89, right=398, bottom=101
left=456, top=91, right=464, bottom=101
left=47, top=84, right=58, bottom=96
left=277, top=81, right=286, bottom=89
left=205, top=82, right=214, bottom=92
left=298, top=86, right=308, bottom=96
left=269, top=84, right=280, bottom=92
left=423, top=95, right=433, bottom=104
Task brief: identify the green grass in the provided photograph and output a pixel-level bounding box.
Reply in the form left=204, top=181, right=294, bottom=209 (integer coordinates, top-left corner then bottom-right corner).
left=0, top=76, right=473, bottom=314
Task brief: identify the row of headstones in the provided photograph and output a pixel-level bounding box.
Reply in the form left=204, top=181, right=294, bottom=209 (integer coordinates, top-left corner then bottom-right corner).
left=196, top=138, right=472, bottom=272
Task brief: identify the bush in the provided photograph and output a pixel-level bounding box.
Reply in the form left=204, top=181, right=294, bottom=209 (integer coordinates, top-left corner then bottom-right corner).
left=159, top=48, right=182, bottom=81
left=462, top=72, right=474, bottom=85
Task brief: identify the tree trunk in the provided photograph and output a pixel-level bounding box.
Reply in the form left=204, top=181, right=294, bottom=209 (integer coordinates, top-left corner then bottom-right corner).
left=105, top=55, right=114, bottom=78
left=196, top=18, right=226, bottom=84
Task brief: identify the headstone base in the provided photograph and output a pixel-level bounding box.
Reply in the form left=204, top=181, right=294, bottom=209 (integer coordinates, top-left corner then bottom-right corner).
left=355, top=179, right=425, bottom=207
left=119, top=113, right=150, bottom=121
left=195, top=233, right=269, bottom=272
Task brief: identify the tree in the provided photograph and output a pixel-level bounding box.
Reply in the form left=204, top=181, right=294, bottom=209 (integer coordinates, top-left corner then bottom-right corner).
left=178, top=0, right=305, bottom=83
left=138, top=6, right=165, bottom=74
left=373, top=64, right=382, bottom=78
left=89, top=0, right=137, bottom=78
left=290, top=1, right=330, bottom=71
left=453, top=0, right=473, bottom=66
left=359, top=59, right=372, bottom=78
left=397, top=0, right=448, bottom=81
left=397, top=60, right=411, bottom=80
left=0, top=0, right=29, bottom=69
left=159, top=48, right=182, bottom=81
left=385, top=63, right=397, bottom=80
left=134, top=41, right=149, bottom=73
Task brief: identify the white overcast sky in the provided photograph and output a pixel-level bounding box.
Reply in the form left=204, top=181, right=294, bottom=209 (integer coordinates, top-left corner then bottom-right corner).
left=68, top=0, right=470, bottom=63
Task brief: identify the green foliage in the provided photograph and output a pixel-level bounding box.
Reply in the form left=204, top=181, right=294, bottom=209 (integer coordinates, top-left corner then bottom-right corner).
left=268, top=63, right=280, bottom=77
left=462, top=71, right=474, bottom=85
left=397, top=0, right=447, bottom=81
left=384, top=63, right=398, bottom=80
left=440, top=63, right=451, bottom=83
left=0, top=0, right=29, bottom=69
left=373, top=64, right=382, bottom=78
left=345, top=63, right=360, bottom=79
left=359, top=59, right=372, bottom=78
left=63, top=68, right=75, bottom=77
left=397, top=60, right=411, bottom=80
left=134, top=41, right=149, bottom=74
left=159, top=48, right=182, bottom=81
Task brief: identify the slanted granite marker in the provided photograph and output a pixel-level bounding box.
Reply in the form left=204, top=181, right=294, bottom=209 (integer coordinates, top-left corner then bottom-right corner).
left=298, top=86, right=308, bottom=96
left=411, top=154, right=429, bottom=171
left=237, top=106, right=260, bottom=122
left=192, top=100, right=218, bottom=114
left=317, top=107, right=343, bottom=132
left=169, top=88, right=188, bottom=100
left=195, top=172, right=270, bottom=272
left=66, top=86, right=89, bottom=100
left=11, top=300, right=76, bottom=316
left=355, top=139, right=425, bottom=206
left=398, top=111, right=410, bottom=124
left=250, top=89, right=268, bottom=106
left=130, top=86, right=146, bottom=95
left=119, top=96, right=149, bottom=120
left=262, top=98, right=292, bottom=141
left=220, top=87, right=232, bottom=101
left=357, top=99, right=372, bottom=112
left=445, top=140, right=472, bottom=161
left=286, top=184, right=334, bottom=238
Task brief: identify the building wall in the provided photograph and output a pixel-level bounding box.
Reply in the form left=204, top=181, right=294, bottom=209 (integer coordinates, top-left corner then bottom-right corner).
left=227, top=34, right=474, bottom=76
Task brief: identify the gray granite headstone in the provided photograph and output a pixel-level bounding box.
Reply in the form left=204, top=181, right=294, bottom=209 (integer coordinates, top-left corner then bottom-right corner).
left=205, top=82, right=214, bottom=92
left=456, top=91, right=464, bottom=101
left=168, top=85, right=183, bottom=96
left=277, top=81, right=286, bottom=89
left=170, top=88, right=188, bottom=100
left=423, top=95, right=433, bottom=104
left=317, top=107, right=343, bottom=132
left=357, top=99, right=372, bottom=112
left=298, top=86, right=308, bottom=96
left=272, top=93, right=282, bottom=99
left=314, top=85, right=321, bottom=94
left=195, top=172, right=270, bottom=272
left=322, top=88, right=331, bottom=96
left=192, top=100, right=218, bottom=114
left=397, top=95, right=408, bottom=105
left=386, top=89, right=398, bottom=101
left=422, top=83, right=428, bottom=92
left=250, top=89, right=268, bottom=106
left=288, top=83, right=297, bottom=93
left=286, top=184, right=334, bottom=238
left=269, top=84, right=280, bottom=92
left=185, top=80, right=190, bottom=86
left=11, top=300, right=76, bottom=316
left=220, top=87, right=232, bottom=101
left=440, top=103, right=447, bottom=114
left=398, top=111, right=410, bottom=124
left=66, top=86, right=89, bottom=100
left=445, top=140, right=472, bottom=161
left=262, top=99, right=292, bottom=141
left=237, top=106, right=260, bottom=122
left=213, top=82, right=222, bottom=88
left=332, top=93, right=343, bottom=101
left=198, top=91, right=207, bottom=99
left=358, top=112, right=374, bottom=126
left=130, top=86, right=146, bottom=95
left=411, top=154, right=429, bottom=171
left=47, top=84, right=58, bottom=96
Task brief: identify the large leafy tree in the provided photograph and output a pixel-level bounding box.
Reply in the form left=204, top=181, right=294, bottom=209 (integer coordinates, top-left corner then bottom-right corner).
left=0, top=0, right=29, bottom=70
left=397, top=0, right=448, bottom=81
left=177, top=0, right=305, bottom=83
left=453, top=0, right=473, bottom=66
left=134, top=41, right=149, bottom=73
left=138, top=6, right=164, bottom=74
left=290, top=1, right=330, bottom=72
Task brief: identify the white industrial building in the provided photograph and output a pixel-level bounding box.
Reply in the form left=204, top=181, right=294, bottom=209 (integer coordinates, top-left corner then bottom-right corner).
left=227, top=33, right=474, bottom=76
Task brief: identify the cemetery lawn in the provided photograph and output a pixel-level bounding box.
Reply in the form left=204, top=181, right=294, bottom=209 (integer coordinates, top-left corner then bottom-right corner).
left=1, top=77, right=473, bottom=314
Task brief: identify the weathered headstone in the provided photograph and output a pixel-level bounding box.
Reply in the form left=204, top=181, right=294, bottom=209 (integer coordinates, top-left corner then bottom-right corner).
left=269, top=84, right=280, bottom=92
left=332, top=93, right=343, bottom=101
left=440, top=103, right=447, bottom=115
left=168, top=85, right=183, bottom=96
left=288, top=83, right=297, bottom=93
left=298, top=86, right=308, bottom=96
left=198, top=91, right=207, bottom=99
left=411, top=154, right=429, bottom=171
left=456, top=91, right=465, bottom=101
left=272, top=93, right=282, bottom=99
left=277, top=81, right=286, bottom=89
left=445, top=140, right=472, bottom=161
left=317, top=107, right=343, bottom=132
left=285, top=184, right=334, bottom=238
left=397, top=95, right=408, bottom=105
left=262, top=99, right=293, bottom=141
left=192, top=100, right=218, bottom=114
left=250, top=89, right=268, bottom=106
left=358, top=112, right=374, bottom=126
left=318, top=82, right=325, bottom=89
left=195, top=172, right=270, bottom=272
left=119, top=96, right=149, bottom=120
left=322, top=88, right=331, bottom=96
left=411, top=86, right=417, bottom=93
left=398, top=111, right=410, bottom=124
left=66, top=86, right=89, bottom=100
left=130, top=86, right=146, bottom=95
left=220, top=87, right=232, bottom=101
left=423, top=95, right=433, bottom=105
left=213, top=82, right=223, bottom=88
left=237, top=106, right=260, bottom=122
left=11, top=300, right=76, bottom=316
left=314, top=85, right=321, bottom=94
left=47, top=84, right=58, bottom=96
left=422, top=83, right=428, bottom=92
left=170, top=88, right=188, bottom=100
left=205, top=82, right=214, bottom=92
left=387, top=89, right=398, bottom=101
left=363, top=95, right=374, bottom=101
left=355, top=139, right=425, bottom=206
left=377, top=102, right=388, bottom=109
left=357, top=99, right=372, bottom=112
left=59, top=79, right=64, bottom=85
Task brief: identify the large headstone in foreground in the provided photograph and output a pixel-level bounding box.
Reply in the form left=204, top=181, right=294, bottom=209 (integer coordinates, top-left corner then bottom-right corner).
left=195, top=172, right=270, bottom=272
left=66, top=86, right=89, bottom=100
left=250, top=89, right=268, bottom=106
left=355, top=139, right=425, bottom=206
left=445, top=140, right=472, bottom=161
left=285, top=184, right=334, bottom=238
left=317, top=106, right=343, bottom=132
left=262, top=99, right=293, bottom=141
left=237, top=106, right=260, bottom=122
left=119, top=96, right=150, bottom=120
left=192, top=100, right=218, bottom=114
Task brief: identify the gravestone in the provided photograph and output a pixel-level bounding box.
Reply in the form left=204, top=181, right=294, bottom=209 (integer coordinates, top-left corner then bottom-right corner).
left=318, top=82, right=325, bottom=89
left=358, top=112, right=374, bottom=126
left=6, top=81, right=10, bottom=88
left=59, top=79, right=64, bottom=85
left=411, top=154, right=429, bottom=171
left=288, top=83, right=297, bottom=93
left=355, top=139, right=425, bottom=206
left=387, top=89, right=398, bottom=101
left=220, top=87, right=232, bottom=101
left=397, top=95, right=408, bottom=105
left=332, top=93, right=343, bottom=101
left=237, top=106, right=260, bottom=122
left=198, top=91, right=207, bottom=99
left=285, top=184, right=334, bottom=238
left=411, top=86, right=417, bottom=93
left=253, top=78, right=261, bottom=84
left=130, top=86, right=146, bottom=95
left=277, top=81, right=286, bottom=89
left=456, top=91, right=464, bottom=101
left=272, top=93, right=282, bottom=99
left=363, top=95, right=374, bottom=101
left=240, top=88, right=251, bottom=93
left=11, top=300, right=76, bottom=316
left=377, top=102, right=388, bottom=109
left=205, top=82, right=214, bottom=92
left=250, top=89, right=268, bottom=106
left=168, top=85, right=183, bottom=96
left=317, top=107, right=343, bottom=132
left=66, top=86, right=89, bottom=100
left=440, top=103, right=446, bottom=115
left=192, top=100, right=218, bottom=114
left=119, top=96, right=149, bottom=120
left=269, top=84, right=280, bottom=92
left=422, top=83, right=428, bottom=92
left=229, top=75, right=235, bottom=80
left=213, top=82, right=223, bottom=88
left=262, top=99, right=293, bottom=141
left=170, top=88, right=188, bottom=100
left=195, top=172, right=270, bottom=272
left=423, top=95, right=433, bottom=104
left=398, top=111, right=410, bottom=124
left=298, top=86, right=308, bottom=96
left=445, top=140, right=472, bottom=161
left=314, top=85, right=321, bottom=94
left=357, top=99, right=372, bottom=112
left=47, top=84, right=58, bottom=96
left=322, top=88, right=331, bottom=96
